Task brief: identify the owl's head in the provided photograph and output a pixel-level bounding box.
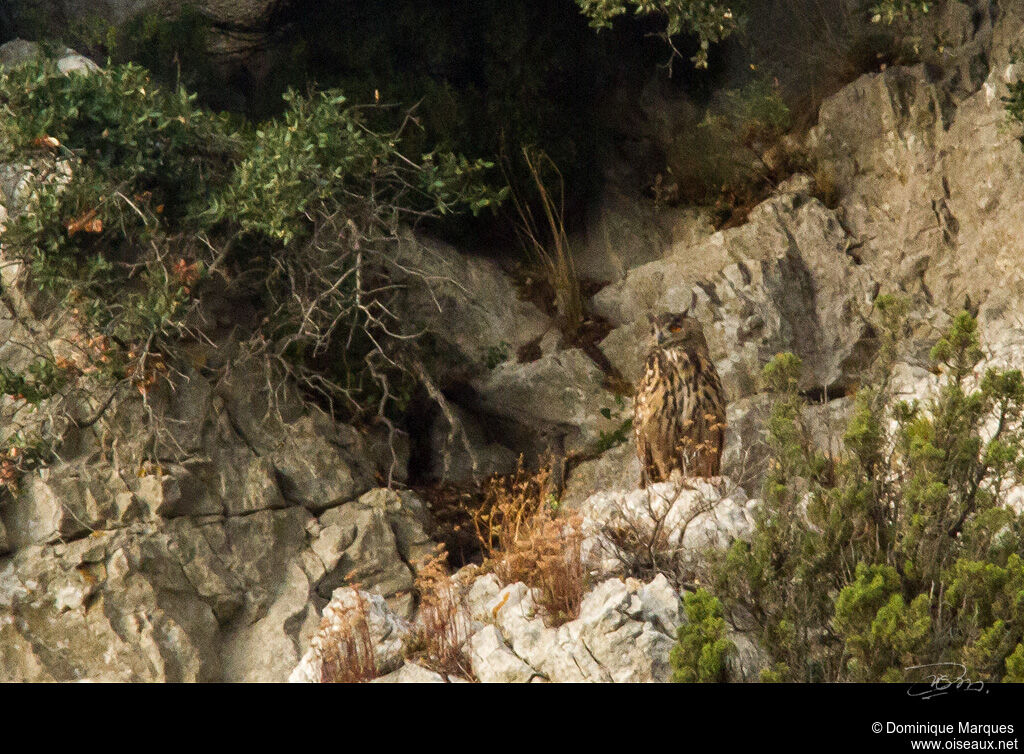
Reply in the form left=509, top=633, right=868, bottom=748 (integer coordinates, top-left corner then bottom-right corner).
left=648, top=312, right=708, bottom=351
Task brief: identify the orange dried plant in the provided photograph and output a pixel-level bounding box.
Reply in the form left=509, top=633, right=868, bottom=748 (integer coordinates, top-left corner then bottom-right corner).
left=313, top=589, right=379, bottom=683
left=413, top=544, right=473, bottom=680
left=474, top=457, right=587, bottom=626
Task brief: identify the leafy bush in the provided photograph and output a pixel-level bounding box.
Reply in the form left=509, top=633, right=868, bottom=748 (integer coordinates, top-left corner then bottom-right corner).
left=223, top=90, right=500, bottom=245
left=0, top=58, right=238, bottom=331
left=670, top=588, right=734, bottom=682
left=0, top=53, right=502, bottom=487
left=708, top=304, right=1024, bottom=682
left=575, top=0, right=743, bottom=69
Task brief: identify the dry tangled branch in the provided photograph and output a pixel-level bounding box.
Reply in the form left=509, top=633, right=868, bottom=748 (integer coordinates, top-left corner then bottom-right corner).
left=598, top=479, right=723, bottom=591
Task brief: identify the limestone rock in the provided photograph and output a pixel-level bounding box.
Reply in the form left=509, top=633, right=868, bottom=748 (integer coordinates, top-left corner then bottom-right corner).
left=427, top=401, right=518, bottom=483
left=227, top=456, right=288, bottom=516
left=311, top=488, right=436, bottom=611
left=395, top=233, right=551, bottom=382
left=377, top=489, right=438, bottom=571
left=573, top=184, right=716, bottom=284
left=579, top=478, right=755, bottom=580
left=270, top=415, right=373, bottom=512
left=131, top=462, right=223, bottom=519
left=465, top=572, right=503, bottom=623
left=0, top=39, right=99, bottom=74
left=3, top=465, right=139, bottom=549
left=0, top=504, right=335, bottom=682
left=805, top=54, right=1024, bottom=332
left=479, top=577, right=678, bottom=682
left=474, top=348, right=626, bottom=454
left=561, top=441, right=642, bottom=510
left=723, top=393, right=854, bottom=494
left=594, top=189, right=876, bottom=400
left=469, top=624, right=539, bottom=683
left=221, top=560, right=321, bottom=683
left=372, top=662, right=448, bottom=683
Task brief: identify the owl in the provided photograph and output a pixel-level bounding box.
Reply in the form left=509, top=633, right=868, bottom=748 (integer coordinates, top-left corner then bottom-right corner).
left=633, top=312, right=727, bottom=485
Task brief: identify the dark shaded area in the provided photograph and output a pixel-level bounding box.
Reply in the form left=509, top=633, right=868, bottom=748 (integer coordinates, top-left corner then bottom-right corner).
left=253, top=0, right=721, bottom=245
left=0, top=1, right=14, bottom=43
left=15, top=1, right=729, bottom=247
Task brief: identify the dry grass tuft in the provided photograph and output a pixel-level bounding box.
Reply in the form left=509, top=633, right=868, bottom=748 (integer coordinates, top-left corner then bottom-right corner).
left=413, top=544, right=474, bottom=680
left=473, top=456, right=549, bottom=555
left=810, top=162, right=840, bottom=209
left=474, top=457, right=587, bottom=626
left=313, top=589, right=379, bottom=683
left=509, top=147, right=584, bottom=338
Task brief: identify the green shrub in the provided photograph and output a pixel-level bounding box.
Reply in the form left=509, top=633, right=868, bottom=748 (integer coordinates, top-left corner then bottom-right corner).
left=709, top=306, right=1024, bottom=682
left=833, top=563, right=931, bottom=681
left=666, top=77, right=791, bottom=218
left=220, top=89, right=501, bottom=245
left=670, top=588, right=734, bottom=682
left=0, top=58, right=238, bottom=348
left=1003, top=642, right=1024, bottom=682
left=0, top=52, right=502, bottom=488
left=870, top=0, right=933, bottom=25
left=1004, top=78, right=1024, bottom=154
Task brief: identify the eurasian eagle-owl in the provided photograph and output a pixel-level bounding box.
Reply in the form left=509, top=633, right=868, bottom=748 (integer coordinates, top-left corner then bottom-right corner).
left=634, top=312, right=727, bottom=485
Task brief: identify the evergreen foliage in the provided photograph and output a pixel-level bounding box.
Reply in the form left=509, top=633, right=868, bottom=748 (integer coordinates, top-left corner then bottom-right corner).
left=670, top=589, right=734, bottom=682
left=674, top=304, right=1024, bottom=682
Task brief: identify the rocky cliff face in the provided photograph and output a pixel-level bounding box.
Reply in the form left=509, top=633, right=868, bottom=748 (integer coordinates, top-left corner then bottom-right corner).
left=4, top=1, right=1024, bottom=682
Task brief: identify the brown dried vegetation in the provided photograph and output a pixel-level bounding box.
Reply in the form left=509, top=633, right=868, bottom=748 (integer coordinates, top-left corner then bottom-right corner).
left=473, top=458, right=588, bottom=626
left=315, top=589, right=379, bottom=683
left=411, top=544, right=474, bottom=680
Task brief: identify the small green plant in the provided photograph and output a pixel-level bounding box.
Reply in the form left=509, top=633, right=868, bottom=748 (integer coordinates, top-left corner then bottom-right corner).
left=1004, top=79, right=1024, bottom=152
left=667, top=77, right=791, bottom=221
left=870, top=0, right=932, bottom=25
left=596, top=418, right=634, bottom=453
left=670, top=588, right=734, bottom=682
left=485, top=342, right=511, bottom=370
left=596, top=394, right=633, bottom=452
left=0, top=360, right=71, bottom=405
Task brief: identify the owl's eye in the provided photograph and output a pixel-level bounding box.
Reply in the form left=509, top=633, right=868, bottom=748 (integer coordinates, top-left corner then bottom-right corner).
left=669, top=324, right=682, bottom=333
